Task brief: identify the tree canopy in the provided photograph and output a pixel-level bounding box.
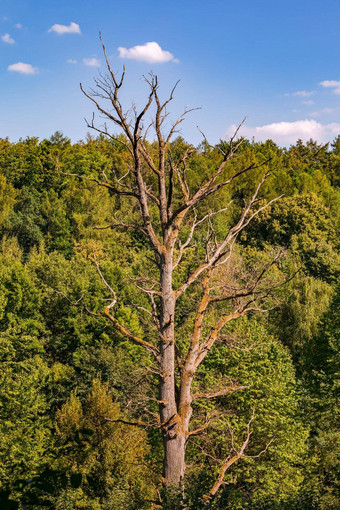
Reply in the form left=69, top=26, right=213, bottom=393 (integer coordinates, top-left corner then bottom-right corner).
left=0, top=120, right=339, bottom=508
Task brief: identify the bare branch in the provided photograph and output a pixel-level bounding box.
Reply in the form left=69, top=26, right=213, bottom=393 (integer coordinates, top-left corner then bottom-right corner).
left=93, top=252, right=117, bottom=310
left=208, top=249, right=285, bottom=304
left=91, top=253, right=160, bottom=359
left=194, top=310, right=244, bottom=369
left=186, top=415, right=216, bottom=437
left=173, top=205, right=232, bottom=269
left=207, top=409, right=258, bottom=498
left=104, top=417, right=158, bottom=428
left=134, top=282, right=162, bottom=297
left=244, top=437, right=275, bottom=459
left=104, top=307, right=160, bottom=360
left=168, top=136, right=271, bottom=231
left=60, top=169, right=138, bottom=198
left=93, top=219, right=147, bottom=236
left=165, top=107, right=201, bottom=146
left=49, top=287, right=84, bottom=306
left=192, top=385, right=249, bottom=401
left=175, top=173, right=277, bottom=298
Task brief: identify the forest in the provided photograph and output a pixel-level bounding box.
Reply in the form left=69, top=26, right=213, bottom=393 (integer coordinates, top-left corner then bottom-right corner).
left=0, top=71, right=339, bottom=509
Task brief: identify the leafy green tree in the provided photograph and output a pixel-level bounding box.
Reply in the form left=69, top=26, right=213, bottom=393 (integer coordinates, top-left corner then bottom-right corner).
left=0, top=239, right=53, bottom=501
left=51, top=379, right=155, bottom=509
left=0, top=175, right=16, bottom=227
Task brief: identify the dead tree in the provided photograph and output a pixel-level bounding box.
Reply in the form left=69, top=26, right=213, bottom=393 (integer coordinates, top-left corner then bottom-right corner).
left=76, top=35, right=284, bottom=492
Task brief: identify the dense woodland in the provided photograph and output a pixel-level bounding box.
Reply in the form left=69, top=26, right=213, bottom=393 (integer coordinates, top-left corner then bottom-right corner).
left=0, top=129, right=339, bottom=509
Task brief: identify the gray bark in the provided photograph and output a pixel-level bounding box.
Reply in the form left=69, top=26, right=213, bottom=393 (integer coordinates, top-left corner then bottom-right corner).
left=159, top=249, right=188, bottom=484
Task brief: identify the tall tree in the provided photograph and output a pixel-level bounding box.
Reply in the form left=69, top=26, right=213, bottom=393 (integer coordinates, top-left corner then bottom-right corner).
left=73, top=36, right=290, bottom=492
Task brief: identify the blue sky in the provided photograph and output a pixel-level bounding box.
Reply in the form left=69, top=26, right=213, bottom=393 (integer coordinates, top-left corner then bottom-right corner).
left=1, top=0, right=339, bottom=146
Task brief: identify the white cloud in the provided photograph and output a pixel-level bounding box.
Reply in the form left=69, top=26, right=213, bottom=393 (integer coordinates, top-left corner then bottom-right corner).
left=310, top=107, right=336, bottom=117
left=83, top=57, right=100, bottom=67
left=292, top=90, right=315, bottom=97
left=2, top=33, right=15, bottom=44
left=302, top=100, right=314, bottom=105
left=320, top=80, right=340, bottom=95
left=67, top=59, right=78, bottom=64
left=8, top=62, right=38, bottom=75
left=48, top=22, right=81, bottom=35
left=15, top=23, right=22, bottom=29
left=226, top=119, right=340, bottom=146
left=118, top=41, right=178, bottom=63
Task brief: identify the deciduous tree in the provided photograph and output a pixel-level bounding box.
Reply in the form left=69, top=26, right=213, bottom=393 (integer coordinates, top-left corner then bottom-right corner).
left=67, top=36, right=294, bottom=495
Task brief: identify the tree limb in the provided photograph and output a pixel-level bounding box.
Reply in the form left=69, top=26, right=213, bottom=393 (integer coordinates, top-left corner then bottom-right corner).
left=192, top=385, right=249, bottom=401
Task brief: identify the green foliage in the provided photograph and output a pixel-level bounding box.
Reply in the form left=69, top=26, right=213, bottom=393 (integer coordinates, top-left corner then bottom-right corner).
left=183, top=320, right=308, bottom=509
left=0, top=175, right=16, bottom=227
left=243, top=194, right=339, bottom=281
left=49, top=379, right=155, bottom=509
left=0, top=134, right=339, bottom=508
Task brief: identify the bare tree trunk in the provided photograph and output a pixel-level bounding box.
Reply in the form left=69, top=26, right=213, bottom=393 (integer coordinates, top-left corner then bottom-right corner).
left=159, top=249, right=187, bottom=484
